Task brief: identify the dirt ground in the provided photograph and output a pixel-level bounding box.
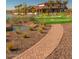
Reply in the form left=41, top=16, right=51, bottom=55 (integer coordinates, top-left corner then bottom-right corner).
left=7, top=26, right=51, bottom=59
left=46, top=23, right=72, bottom=59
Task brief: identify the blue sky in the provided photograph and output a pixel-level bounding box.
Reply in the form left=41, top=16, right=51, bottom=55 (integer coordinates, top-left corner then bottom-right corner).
left=6, top=0, right=72, bottom=10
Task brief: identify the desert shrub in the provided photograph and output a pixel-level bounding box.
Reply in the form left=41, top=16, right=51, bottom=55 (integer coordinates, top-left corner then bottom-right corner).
left=16, top=30, right=22, bottom=34
left=21, top=32, right=30, bottom=38
left=23, top=34, right=30, bottom=38
left=37, top=27, right=44, bottom=33
left=29, top=26, right=36, bottom=31
left=29, top=27, right=33, bottom=31
left=28, top=16, right=39, bottom=24
left=7, top=42, right=14, bottom=53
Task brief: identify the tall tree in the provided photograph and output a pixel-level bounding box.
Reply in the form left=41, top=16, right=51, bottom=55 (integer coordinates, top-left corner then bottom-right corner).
left=48, top=0, right=54, bottom=15
left=63, top=0, right=68, bottom=9
left=15, top=4, right=22, bottom=14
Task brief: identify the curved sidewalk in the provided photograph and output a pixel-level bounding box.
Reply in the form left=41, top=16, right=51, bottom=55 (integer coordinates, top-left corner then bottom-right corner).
left=13, top=24, right=63, bottom=59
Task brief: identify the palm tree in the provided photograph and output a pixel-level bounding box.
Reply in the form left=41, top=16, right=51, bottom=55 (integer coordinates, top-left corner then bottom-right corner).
left=63, top=0, right=68, bottom=4
left=63, top=0, right=68, bottom=11
left=48, top=0, right=51, bottom=15
left=48, top=0, right=54, bottom=15
left=15, top=3, right=28, bottom=15
left=22, top=3, right=28, bottom=14
left=15, top=4, right=22, bottom=14
left=56, top=0, right=62, bottom=12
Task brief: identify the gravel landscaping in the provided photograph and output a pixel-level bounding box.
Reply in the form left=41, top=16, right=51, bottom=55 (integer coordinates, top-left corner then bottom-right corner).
left=6, top=25, right=51, bottom=59
left=46, top=23, right=72, bottom=59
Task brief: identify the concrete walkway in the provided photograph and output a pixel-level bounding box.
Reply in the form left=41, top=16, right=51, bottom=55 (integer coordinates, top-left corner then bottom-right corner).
left=13, top=24, right=63, bottom=59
